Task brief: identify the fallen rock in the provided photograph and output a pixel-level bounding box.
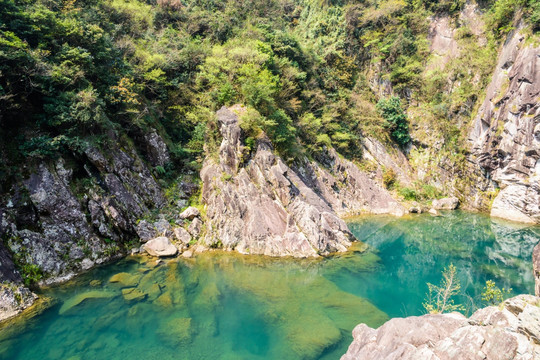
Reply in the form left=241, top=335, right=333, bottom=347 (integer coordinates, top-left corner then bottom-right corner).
left=143, top=237, right=178, bottom=257
left=188, top=218, right=203, bottom=238
left=80, top=258, right=94, bottom=271
left=409, top=204, right=423, bottom=214
left=135, top=220, right=157, bottom=243
left=182, top=249, right=194, bottom=258
left=173, top=227, right=192, bottom=245
left=432, top=197, right=459, bottom=210
left=429, top=208, right=440, bottom=216
left=179, top=207, right=200, bottom=220
left=154, top=218, right=173, bottom=235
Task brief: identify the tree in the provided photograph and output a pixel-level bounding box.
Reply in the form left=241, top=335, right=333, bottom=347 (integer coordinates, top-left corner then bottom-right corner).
left=423, top=264, right=465, bottom=314
left=481, top=280, right=512, bottom=305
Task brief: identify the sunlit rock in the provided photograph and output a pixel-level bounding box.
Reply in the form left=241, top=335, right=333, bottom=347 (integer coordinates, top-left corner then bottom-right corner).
left=143, top=237, right=178, bottom=257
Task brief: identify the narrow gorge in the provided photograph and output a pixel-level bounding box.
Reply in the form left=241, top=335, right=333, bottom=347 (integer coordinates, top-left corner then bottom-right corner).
left=0, top=0, right=540, bottom=359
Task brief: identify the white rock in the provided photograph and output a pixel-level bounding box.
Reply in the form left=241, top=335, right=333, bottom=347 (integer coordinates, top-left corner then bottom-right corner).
left=179, top=206, right=200, bottom=220
left=143, top=237, right=178, bottom=257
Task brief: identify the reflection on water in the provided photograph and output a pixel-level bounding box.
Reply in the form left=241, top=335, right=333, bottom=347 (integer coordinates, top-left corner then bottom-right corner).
left=343, top=211, right=538, bottom=317
left=0, top=211, right=537, bottom=360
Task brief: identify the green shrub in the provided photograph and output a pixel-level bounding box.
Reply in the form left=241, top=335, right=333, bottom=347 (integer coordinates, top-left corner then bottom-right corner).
left=481, top=280, right=512, bottom=305
left=376, top=97, right=411, bottom=148
left=382, top=168, right=397, bottom=189
left=398, top=186, right=417, bottom=201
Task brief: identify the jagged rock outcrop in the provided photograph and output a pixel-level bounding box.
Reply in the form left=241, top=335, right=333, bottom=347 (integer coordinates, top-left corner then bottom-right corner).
left=201, top=106, right=404, bottom=257
left=342, top=295, right=540, bottom=360
left=470, top=27, right=540, bottom=224
left=0, top=238, right=36, bottom=322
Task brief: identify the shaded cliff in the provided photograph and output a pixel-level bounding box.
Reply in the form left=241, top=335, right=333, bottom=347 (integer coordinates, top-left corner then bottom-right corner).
left=0, top=130, right=171, bottom=319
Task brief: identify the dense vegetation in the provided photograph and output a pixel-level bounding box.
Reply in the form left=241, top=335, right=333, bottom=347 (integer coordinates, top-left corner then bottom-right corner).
left=0, top=0, right=538, bottom=187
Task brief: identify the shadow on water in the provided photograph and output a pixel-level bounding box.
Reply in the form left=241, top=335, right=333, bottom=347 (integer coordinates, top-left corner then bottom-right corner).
left=0, top=210, right=537, bottom=360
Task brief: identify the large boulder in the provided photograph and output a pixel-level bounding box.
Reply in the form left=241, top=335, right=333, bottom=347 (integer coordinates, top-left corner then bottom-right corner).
left=432, top=197, right=459, bottom=210
left=143, top=237, right=178, bottom=257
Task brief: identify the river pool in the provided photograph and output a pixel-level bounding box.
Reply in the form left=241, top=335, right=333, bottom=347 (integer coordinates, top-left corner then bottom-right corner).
left=0, top=211, right=538, bottom=360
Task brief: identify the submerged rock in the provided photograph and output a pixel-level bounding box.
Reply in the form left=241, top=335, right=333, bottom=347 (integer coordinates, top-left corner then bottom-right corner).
left=121, top=288, right=147, bottom=303
left=108, top=272, right=141, bottom=287
left=59, top=290, right=115, bottom=315
left=342, top=295, right=540, bottom=359
left=156, top=317, right=193, bottom=347
left=143, top=237, right=178, bottom=257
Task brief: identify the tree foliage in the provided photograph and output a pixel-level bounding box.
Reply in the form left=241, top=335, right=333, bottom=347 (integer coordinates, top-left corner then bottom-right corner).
left=0, top=0, right=537, bottom=184
left=376, top=96, right=410, bottom=148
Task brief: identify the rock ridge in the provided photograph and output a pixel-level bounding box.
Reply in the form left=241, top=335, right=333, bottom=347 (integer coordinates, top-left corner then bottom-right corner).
left=201, top=106, right=405, bottom=257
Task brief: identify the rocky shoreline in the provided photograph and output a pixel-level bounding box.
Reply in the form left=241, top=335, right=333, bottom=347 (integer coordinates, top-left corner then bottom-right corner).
left=342, top=242, right=540, bottom=360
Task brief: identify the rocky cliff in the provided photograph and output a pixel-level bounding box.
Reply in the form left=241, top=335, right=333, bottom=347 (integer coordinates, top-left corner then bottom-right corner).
left=469, top=28, right=540, bottom=223
left=201, top=106, right=405, bottom=257
left=0, top=131, right=171, bottom=319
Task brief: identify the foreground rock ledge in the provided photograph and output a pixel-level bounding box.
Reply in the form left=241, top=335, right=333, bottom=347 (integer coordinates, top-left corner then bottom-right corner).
left=342, top=294, right=540, bottom=360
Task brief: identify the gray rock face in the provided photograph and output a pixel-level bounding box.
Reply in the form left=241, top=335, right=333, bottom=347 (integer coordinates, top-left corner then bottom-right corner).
left=0, top=136, right=166, bottom=320
left=431, top=197, right=459, bottom=210
left=0, top=283, right=37, bottom=322
left=143, top=236, right=178, bottom=257
left=143, top=131, right=170, bottom=167
left=201, top=106, right=404, bottom=257
left=0, top=238, right=37, bottom=321
left=342, top=295, right=540, bottom=360
left=469, top=28, right=540, bottom=224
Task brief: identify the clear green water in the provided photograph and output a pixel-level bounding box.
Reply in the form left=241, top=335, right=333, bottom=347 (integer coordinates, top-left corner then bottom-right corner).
left=1, top=211, right=538, bottom=360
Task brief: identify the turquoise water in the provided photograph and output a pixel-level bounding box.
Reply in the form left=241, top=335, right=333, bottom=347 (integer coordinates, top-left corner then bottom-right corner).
left=0, top=211, right=538, bottom=360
